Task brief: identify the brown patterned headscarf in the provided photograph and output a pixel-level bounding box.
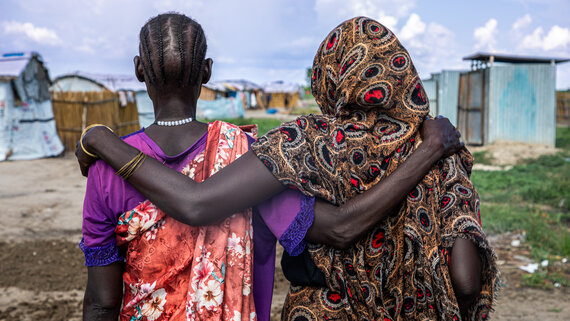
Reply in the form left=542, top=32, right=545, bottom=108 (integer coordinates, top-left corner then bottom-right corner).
left=252, top=17, right=498, bottom=321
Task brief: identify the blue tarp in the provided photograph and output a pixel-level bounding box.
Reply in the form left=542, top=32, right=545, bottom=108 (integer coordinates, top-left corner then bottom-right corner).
left=197, top=97, right=244, bottom=119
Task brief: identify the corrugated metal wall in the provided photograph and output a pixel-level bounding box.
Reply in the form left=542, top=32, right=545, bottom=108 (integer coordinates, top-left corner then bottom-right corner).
left=438, top=71, right=462, bottom=126
left=422, top=71, right=462, bottom=125
left=486, top=64, right=556, bottom=146
left=422, top=76, right=438, bottom=115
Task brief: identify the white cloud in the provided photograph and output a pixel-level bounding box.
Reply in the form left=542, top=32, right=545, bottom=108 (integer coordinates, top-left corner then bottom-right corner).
left=543, top=25, right=570, bottom=50
left=521, top=25, right=570, bottom=51
left=473, top=19, right=498, bottom=51
left=399, top=13, right=426, bottom=41
left=314, top=0, right=416, bottom=31
left=521, top=27, right=544, bottom=49
left=2, top=21, right=62, bottom=46
left=512, top=14, right=532, bottom=32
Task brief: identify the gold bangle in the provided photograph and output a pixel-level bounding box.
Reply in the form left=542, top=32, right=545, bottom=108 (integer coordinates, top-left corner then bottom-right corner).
left=80, top=124, right=113, bottom=159
left=116, top=151, right=146, bottom=180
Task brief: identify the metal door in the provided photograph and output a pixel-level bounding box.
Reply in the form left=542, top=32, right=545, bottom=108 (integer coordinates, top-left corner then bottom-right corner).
left=457, top=70, right=485, bottom=145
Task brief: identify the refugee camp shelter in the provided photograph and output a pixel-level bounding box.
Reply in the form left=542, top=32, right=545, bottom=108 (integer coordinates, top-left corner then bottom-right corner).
left=261, top=81, right=301, bottom=109
left=422, top=70, right=463, bottom=125
left=557, top=90, right=570, bottom=125
left=200, top=82, right=228, bottom=101
left=0, top=52, right=64, bottom=161
left=458, top=52, right=568, bottom=146
left=50, top=72, right=142, bottom=150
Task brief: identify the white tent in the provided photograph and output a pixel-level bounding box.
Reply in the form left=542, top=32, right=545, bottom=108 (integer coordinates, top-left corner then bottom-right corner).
left=0, top=52, right=64, bottom=161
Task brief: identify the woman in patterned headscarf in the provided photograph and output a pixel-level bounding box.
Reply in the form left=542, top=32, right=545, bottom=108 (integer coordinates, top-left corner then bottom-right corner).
left=252, top=16, right=499, bottom=321
left=78, top=16, right=497, bottom=320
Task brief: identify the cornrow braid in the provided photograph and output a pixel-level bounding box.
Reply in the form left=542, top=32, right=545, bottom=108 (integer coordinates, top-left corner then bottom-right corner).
left=177, top=15, right=186, bottom=85
left=138, top=13, right=207, bottom=87
left=189, top=20, right=207, bottom=85
left=156, top=15, right=166, bottom=84
left=140, top=26, right=157, bottom=83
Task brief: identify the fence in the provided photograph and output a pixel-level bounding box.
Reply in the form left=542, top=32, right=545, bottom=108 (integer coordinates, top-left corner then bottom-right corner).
left=557, top=91, right=570, bottom=125
left=51, top=91, right=140, bottom=151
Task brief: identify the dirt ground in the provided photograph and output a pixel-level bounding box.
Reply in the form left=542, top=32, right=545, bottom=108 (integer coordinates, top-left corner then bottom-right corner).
left=0, top=141, right=568, bottom=320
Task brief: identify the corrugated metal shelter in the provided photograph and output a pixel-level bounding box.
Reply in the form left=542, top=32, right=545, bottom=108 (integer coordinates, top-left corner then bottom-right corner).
left=0, top=52, right=64, bottom=161
left=422, top=70, right=463, bottom=125
left=458, top=52, right=569, bottom=146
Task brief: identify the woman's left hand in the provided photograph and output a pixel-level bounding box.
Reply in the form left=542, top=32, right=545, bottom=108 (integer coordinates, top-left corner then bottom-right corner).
left=421, top=115, right=464, bottom=159
left=75, top=126, right=109, bottom=177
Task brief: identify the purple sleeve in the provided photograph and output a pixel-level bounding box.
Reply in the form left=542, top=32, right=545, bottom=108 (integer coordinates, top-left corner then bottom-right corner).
left=252, top=209, right=277, bottom=321
left=256, top=189, right=315, bottom=256
left=80, top=162, right=124, bottom=266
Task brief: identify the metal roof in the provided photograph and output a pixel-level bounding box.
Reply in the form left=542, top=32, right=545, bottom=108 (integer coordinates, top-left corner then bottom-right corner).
left=463, top=52, right=569, bottom=64
left=204, top=79, right=262, bottom=92
left=53, top=72, right=147, bottom=92
left=0, top=52, right=35, bottom=78
left=262, top=81, right=301, bottom=93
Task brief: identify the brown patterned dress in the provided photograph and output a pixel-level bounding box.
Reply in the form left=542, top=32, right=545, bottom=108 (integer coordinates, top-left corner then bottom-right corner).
left=251, top=17, right=499, bottom=321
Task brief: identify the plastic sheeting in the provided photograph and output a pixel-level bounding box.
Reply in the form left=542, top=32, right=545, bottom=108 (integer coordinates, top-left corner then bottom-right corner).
left=0, top=82, right=63, bottom=161
left=197, top=97, right=244, bottom=119
left=136, top=91, right=155, bottom=128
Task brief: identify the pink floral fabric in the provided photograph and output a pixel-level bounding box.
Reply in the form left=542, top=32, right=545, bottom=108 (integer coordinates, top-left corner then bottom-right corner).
left=115, top=121, right=256, bottom=321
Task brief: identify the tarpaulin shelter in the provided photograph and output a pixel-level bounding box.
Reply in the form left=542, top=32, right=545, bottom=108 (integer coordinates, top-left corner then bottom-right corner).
left=50, top=72, right=142, bottom=150
left=260, top=81, right=301, bottom=109
left=0, top=52, right=64, bottom=161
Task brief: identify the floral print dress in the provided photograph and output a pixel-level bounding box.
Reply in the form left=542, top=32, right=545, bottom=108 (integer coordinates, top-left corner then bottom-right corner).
left=114, top=121, right=256, bottom=321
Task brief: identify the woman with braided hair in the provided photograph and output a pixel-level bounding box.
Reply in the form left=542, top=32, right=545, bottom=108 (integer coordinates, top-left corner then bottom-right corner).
left=78, top=14, right=487, bottom=321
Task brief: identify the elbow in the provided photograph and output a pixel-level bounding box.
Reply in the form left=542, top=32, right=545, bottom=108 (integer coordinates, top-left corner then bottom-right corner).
left=453, top=277, right=482, bottom=303
left=83, top=293, right=121, bottom=320
left=328, top=224, right=355, bottom=250
left=167, top=195, right=211, bottom=226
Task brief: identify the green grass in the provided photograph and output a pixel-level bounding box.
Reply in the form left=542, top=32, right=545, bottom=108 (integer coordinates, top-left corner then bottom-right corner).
left=471, top=127, right=570, bottom=286
left=472, top=150, right=495, bottom=165
left=472, top=152, right=570, bottom=210
left=218, top=118, right=284, bottom=136
left=472, top=133, right=570, bottom=287
left=556, top=126, right=570, bottom=149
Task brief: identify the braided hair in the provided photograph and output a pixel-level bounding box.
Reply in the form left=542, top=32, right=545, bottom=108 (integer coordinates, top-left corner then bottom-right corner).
left=139, top=13, right=207, bottom=86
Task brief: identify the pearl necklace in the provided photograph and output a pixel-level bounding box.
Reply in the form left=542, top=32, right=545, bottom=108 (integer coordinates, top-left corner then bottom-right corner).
left=155, top=116, right=193, bottom=126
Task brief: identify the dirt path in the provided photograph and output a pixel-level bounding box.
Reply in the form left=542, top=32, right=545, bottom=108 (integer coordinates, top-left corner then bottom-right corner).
left=0, top=150, right=568, bottom=320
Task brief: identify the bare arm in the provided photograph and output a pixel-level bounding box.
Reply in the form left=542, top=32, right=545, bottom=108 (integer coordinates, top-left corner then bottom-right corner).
left=450, top=238, right=482, bottom=318
left=79, top=118, right=460, bottom=229
left=306, top=138, right=447, bottom=248
left=305, top=117, right=461, bottom=248
left=83, top=262, right=124, bottom=321
left=81, top=129, right=285, bottom=225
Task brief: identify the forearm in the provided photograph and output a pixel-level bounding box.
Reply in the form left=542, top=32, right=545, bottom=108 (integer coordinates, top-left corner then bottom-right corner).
left=450, top=237, right=482, bottom=317
left=83, top=294, right=121, bottom=321
left=83, top=263, right=124, bottom=321
left=307, top=140, right=443, bottom=248
left=84, top=129, right=285, bottom=225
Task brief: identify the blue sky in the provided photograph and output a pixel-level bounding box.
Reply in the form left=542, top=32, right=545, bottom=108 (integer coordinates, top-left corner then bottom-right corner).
left=1, top=0, right=569, bottom=89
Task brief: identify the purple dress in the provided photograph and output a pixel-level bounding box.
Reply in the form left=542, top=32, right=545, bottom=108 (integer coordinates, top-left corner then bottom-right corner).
left=80, top=128, right=314, bottom=321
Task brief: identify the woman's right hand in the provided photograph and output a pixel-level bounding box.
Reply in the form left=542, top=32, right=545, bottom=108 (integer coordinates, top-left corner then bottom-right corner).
left=420, top=115, right=464, bottom=159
